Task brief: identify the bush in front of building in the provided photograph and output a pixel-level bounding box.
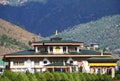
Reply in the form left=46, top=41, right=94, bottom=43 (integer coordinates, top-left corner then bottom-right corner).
left=35, top=72, right=46, bottom=81
left=52, top=72, right=61, bottom=81
left=0, top=75, right=11, bottom=81
left=93, top=74, right=99, bottom=81
left=79, top=73, right=86, bottom=81
left=15, top=73, right=29, bottom=81
left=44, top=71, right=54, bottom=81
left=26, top=72, right=38, bottom=81
left=96, top=73, right=105, bottom=81
left=72, top=72, right=80, bottom=81
left=113, top=73, right=120, bottom=80
left=96, top=73, right=113, bottom=81
left=60, top=72, right=69, bottom=81
left=1, top=71, right=120, bottom=81
left=102, top=74, right=113, bottom=81
left=83, top=73, right=94, bottom=81
left=90, top=74, right=97, bottom=81
left=66, top=72, right=74, bottom=81
left=3, top=71, right=18, bottom=81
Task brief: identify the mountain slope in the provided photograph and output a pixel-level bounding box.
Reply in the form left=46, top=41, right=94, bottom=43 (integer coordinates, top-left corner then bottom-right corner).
left=58, top=15, right=120, bottom=54
left=0, top=0, right=120, bottom=36
left=0, top=19, right=42, bottom=55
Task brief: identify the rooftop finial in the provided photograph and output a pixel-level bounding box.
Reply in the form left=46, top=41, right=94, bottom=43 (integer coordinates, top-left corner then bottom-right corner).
left=55, top=30, right=58, bottom=36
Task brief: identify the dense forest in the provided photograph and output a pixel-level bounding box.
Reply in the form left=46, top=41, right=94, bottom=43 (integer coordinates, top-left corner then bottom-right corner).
left=0, top=71, right=120, bottom=81
left=58, top=15, right=120, bottom=54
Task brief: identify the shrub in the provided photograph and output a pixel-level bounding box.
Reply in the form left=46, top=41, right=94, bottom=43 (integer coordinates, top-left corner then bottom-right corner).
left=0, top=70, right=116, bottom=81
left=3, top=71, right=18, bottom=81
left=14, top=73, right=29, bottom=81
left=60, top=72, right=68, bottom=81
left=91, top=74, right=99, bottom=81
left=79, top=73, right=86, bottom=81
left=35, top=72, right=46, bottom=81
left=96, top=73, right=104, bottom=81
left=0, top=75, right=11, bottom=81
left=114, top=73, right=120, bottom=80
left=92, top=73, right=99, bottom=81
left=83, top=73, right=93, bottom=81
left=71, top=72, right=79, bottom=81
left=26, top=73, right=38, bottom=81
left=66, top=72, right=74, bottom=81
left=52, top=72, right=61, bottom=81
left=90, top=74, right=96, bottom=81
left=44, top=71, right=54, bottom=81
left=101, top=74, right=112, bottom=81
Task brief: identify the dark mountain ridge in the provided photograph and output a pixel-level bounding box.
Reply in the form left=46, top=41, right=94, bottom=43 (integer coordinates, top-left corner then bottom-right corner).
left=0, top=0, right=120, bottom=36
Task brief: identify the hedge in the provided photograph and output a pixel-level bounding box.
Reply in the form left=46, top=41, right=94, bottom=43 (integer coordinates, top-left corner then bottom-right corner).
left=0, top=71, right=120, bottom=81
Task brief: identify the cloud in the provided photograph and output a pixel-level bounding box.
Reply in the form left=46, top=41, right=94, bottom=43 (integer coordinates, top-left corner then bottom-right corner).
left=0, top=0, right=48, bottom=6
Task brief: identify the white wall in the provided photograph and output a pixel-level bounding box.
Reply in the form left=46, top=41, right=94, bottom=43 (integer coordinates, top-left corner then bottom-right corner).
left=10, top=58, right=51, bottom=72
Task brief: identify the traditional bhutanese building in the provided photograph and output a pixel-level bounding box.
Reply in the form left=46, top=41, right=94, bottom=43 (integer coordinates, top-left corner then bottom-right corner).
left=3, top=30, right=118, bottom=77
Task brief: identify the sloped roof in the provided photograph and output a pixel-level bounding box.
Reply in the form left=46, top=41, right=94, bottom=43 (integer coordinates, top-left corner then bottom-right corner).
left=33, top=35, right=83, bottom=43
left=80, top=50, right=101, bottom=54
left=9, top=49, right=110, bottom=55
left=34, top=39, right=81, bottom=43
left=87, top=57, right=119, bottom=62
left=12, top=50, right=38, bottom=54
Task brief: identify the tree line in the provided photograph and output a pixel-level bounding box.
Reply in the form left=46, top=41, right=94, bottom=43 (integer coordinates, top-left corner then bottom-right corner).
left=0, top=71, right=120, bottom=81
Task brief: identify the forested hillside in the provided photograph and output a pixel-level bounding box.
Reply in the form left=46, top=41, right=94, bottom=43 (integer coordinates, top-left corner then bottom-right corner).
left=0, top=19, right=42, bottom=55
left=0, top=0, right=120, bottom=36
left=58, top=15, right=120, bottom=54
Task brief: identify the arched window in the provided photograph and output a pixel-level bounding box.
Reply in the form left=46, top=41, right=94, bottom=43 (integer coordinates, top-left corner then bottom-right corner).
left=70, top=60, right=73, bottom=64
left=43, top=58, right=49, bottom=64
